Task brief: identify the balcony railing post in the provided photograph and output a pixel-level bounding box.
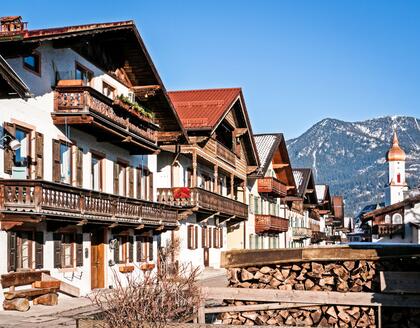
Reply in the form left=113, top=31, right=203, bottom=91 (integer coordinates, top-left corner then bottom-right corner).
left=33, top=184, right=43, bottom=212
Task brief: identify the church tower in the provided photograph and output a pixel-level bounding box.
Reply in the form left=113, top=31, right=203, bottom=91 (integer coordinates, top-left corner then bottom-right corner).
left=385, top=130, right=407, bottom=205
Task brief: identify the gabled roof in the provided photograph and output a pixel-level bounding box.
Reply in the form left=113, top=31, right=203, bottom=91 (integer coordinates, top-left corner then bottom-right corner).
left=363, top=194, right=420, bottom=221
left=253, top=133, right=296, bottom=191
left=168, top=88, right=259, bottom=166
left=315, top=184, right=327, bottom=203
left=167, top=88, right=241, bottom=130
left=0, top=54, right=30, bottom=98
left=293, top=168, right=318, bottom=204
left=0, top=19, right=187, bottom=142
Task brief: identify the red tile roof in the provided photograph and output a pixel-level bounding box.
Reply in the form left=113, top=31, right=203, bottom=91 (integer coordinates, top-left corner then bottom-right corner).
left=167, top=88, right=241, bottom=130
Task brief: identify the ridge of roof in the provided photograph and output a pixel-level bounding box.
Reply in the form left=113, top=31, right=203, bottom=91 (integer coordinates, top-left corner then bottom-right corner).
left=168, top=87, right=241, bottom=94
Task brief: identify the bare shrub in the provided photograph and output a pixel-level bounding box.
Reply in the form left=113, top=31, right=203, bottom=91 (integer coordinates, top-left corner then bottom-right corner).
left=92, top=237, right=202, bottom=328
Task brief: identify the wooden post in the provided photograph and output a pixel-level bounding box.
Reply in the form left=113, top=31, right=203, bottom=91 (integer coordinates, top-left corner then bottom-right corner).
left=197, top=301, right=205, bottom=323
left=192, top=151, right=197, bottom=188
left=213, top=165, right=218, bottom=193
left=230, top=174, right=234, bottom=199
left=378, top=305, right=382, bottom=328
left=0, top=279, right=4, bottom=312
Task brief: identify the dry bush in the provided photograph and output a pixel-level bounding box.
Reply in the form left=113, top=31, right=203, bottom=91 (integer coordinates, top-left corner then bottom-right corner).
left=92, top=237, right=202, bottom=328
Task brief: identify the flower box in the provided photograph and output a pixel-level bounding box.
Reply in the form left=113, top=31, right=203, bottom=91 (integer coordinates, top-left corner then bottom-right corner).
left=119, top=265, right=135, bottom=273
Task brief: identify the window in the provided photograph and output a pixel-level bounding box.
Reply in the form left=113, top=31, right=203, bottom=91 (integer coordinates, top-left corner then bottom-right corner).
left=60, top=143, right=72, bottom=184
left=23, top=53, right=41, bottom=74
left=16, top=231, right=33, bottom=269
left=53, top=233, right=83, bottom=269
left=187, top=225, right=199, bottom=250
left=75, top=62, right=92, bottom=85
left=392, top=213, right=403, bottom=225
left=14, top=128, right=30, bottom=168
left=213, top=227, right=223, bottom=249
left=114, top=162, right=127, bottom=196
left=136, top=236, right=153, bottom=262
left=102, top=82, right=116, bottom=99
left=91, top=154, right=103, bottom=191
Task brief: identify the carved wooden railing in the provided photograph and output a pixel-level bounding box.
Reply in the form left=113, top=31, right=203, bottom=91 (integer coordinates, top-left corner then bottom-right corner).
left=157, top=187, right=248, bottom=219
left=291, top=227, right=312, bottom=239
left=373, top=224, right=405, bottom=237
left=54, top=85, right=158, bottom=144
left=257, top=177, right=288, bottom=197
left=255, top=214, right=289, bottom=234
left=216, top=142, right=236, bottom=166
left=0, top=180, right=178, bottom=226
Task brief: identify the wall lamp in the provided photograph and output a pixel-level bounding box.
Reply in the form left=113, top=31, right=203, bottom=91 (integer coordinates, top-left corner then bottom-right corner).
left=0, top=134, right=21, bottom=151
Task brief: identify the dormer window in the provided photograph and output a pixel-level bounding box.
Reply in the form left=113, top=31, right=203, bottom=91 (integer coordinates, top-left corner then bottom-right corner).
left=23, top=53, right=40, bottom=75
left=75, top=62, right=92, bottom=85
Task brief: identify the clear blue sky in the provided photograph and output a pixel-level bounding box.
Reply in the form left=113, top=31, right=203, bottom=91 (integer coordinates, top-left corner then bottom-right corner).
left=3, top=1, right=420, bottom=138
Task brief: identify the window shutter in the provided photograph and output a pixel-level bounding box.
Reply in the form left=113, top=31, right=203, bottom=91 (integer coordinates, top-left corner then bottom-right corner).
left=52, top=139, right=61, bottom=182
left=128, top=167, right=134, bottom=198
left=136, top=236, right=142, bottom=262
left=128, top=236, right=134, bottom=262
left=195, top=226, right=198, bottom=249
left=3, top=122, right=16, bottom=175
left=148, top=172, right=154, bottom=201
left=208, top=227, right=212, bottom=248
left=34, top=132, right=44, bottom=179
left=213, top=228, right=217, bottom=248
left=53, top=233, right=62, bottom=268
left=187, top=225, right=193, bottom=250
left=35, top=231, right=44, bottom=269
left=219, top=228, right=223, bottom=248
left=136, top=168, right=142, bottom=199
left=114, top=238, right=120, bottom=264
left=7, top=231, right=17, bottom=272
left=113, top=163, right=119, bottom=194
left=148, top=237, right=153, bottom=261
left=76, top=233, right=83, bottom=267
left=75, top=147, right=83, bottom=188
left=202, top=226, right=206, bottom=248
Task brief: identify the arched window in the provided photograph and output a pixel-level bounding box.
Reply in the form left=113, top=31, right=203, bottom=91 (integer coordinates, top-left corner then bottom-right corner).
left=384, top=215, right=391, bottom=224
left=392, top=213, right=403, bottom=225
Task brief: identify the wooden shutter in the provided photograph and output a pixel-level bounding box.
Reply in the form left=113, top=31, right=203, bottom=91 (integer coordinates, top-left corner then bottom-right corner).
left=34, top=132, right=44, bottom=179
left=213, top=228, right=217, bottom=248
left=3, top=122, right=16, bottom=174
left=187, top=225, right=193, bottom=250
left=76, top=233, right=83, bottom=267
left=114, top=238, right=120, bottom=263
left=136, top=236, right=142, bottom=262
left=53, top=233, right=62, bottom=268
left=35, top=231, right=44, bottom=269
left=75, top=147, right=83, bottom=188
left=7, top=231, right=17, bottom=272
left=208, top=227, right=212, bottom=248
left=52, top=139, right=61, bottom=182
left=202, top=226, right=206, bottom=248
left=219, top=228, right=223, bottom=248
left=128, top=236, right=134, bottom=262
left=113, top=163, right=119, bottom=194
left=148, top=237, right=153, bottom=261
left=195, top=226, right=198, bottom=249
left=128, top=167, right=134, bottom=198
left=148, top=172, right=154, bottom=201
left=136, top=168, right=142, bottom=199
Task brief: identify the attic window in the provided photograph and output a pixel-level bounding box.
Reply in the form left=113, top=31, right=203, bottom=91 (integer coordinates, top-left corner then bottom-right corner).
left=23, top=53, right=40, bottom=75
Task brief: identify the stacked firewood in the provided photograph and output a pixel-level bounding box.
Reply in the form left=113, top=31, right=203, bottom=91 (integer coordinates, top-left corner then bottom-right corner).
left=222, top=260, right=377, bottom=327
left=227, top=260, right=378, bottom=292
left=220, top=303, right=376, bottom=327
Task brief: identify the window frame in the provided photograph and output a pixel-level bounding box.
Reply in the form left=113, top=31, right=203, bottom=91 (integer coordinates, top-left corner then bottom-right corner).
left=75, top=61, right=93, bottom=86
left=23, top=52, right=41, bottom=76
left=61, top=233, right=75, bottom=269
left=102, top=81, right=116, bottom=99
left=14, top=125, right=32, bottom=171
left=16, top=230, right=34, bottom=270
left=91, top=150, right=105, bottom=192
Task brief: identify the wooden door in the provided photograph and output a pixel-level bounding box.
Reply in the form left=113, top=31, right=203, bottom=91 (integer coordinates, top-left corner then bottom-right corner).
left=91, top=229, right=105, bottom=289
left=203, top=247, right=209, bottom=267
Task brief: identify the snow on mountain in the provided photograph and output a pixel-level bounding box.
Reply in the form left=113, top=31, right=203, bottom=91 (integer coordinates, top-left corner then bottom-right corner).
left=287, top=116, right=420, bottom=216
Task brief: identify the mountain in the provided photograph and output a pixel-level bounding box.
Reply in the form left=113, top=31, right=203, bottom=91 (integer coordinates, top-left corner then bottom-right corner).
left=286, top=116, right=420, bottom=217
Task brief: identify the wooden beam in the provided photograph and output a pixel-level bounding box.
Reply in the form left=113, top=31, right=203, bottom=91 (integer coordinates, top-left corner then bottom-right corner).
left=273, top=163, right=289, bottom=169
left=201, top=287, right=420, bottom=308
left=246, top=166, right=258, bottom=175
left=41, top=273, right=80, bottom=297
left=135, top=224, right=145, bottom=230
left=109, top=223, right=118, bottom=228
left=204, top=302, right=319, bottom=314
left=0, top=271, right=50, bottom=288
left=234, top=128, right=247, bottom=137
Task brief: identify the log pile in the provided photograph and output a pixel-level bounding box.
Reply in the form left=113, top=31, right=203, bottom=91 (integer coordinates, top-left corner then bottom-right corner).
left=220, top=303, right=376, bottom=327
left=223, top=260, right=377, bottom=326
left=227, top=260, right=378, bottom=293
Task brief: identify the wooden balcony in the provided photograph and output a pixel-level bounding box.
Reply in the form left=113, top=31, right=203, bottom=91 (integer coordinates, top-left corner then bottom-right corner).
left=52, top=84, right=159, bottom=154
left=216, top=142, right=236, bottom=166
left=157, top=187, right=248, bottom=220
left=373, top=224, right=405, bottom=238
left=257, top=177, right=288, bottom=197
left=0, top=180, right=178, bottom=229
left=291, top=227, right=312, bottom=240
left=255, top=214, right=288, bottom=234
